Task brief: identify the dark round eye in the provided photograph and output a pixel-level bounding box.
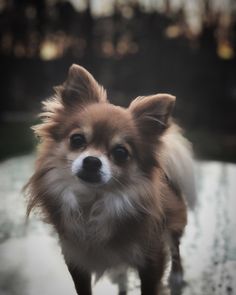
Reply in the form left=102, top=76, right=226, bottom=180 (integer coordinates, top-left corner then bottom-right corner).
left=112, top=145, right=129, bottom=163
left=70, top=134, right=86, bottom=149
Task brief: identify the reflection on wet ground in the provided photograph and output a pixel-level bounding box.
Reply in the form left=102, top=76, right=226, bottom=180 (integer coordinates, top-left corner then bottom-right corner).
left=0, top=155, right=236, bottom=295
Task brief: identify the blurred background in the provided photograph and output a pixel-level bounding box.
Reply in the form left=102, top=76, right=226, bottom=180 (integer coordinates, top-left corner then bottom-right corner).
left=0, top=0, right=236, bottom=161
left=1, top=1, right=236, bottom=295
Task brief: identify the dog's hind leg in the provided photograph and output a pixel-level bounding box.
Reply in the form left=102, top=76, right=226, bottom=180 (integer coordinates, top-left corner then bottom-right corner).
left=109, top=267, right=127, bottom=295
left=118, top=271, right=127, bottom=295
left=169, top=231, right=185, bottom=295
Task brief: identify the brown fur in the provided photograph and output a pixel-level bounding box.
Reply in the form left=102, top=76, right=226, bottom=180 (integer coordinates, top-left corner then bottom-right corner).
left=24, top=64, right=189, bottom=295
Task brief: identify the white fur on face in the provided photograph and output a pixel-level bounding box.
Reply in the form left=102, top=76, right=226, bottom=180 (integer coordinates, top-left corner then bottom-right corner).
left=71, top=151, right=112, bottom=184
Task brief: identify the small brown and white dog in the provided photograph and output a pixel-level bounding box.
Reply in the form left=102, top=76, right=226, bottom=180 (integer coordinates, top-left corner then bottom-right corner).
left=25, top=64, right=196, bottom=295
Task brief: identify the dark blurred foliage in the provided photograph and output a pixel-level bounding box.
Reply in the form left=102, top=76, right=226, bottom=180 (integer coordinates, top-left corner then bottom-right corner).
left=0, top=0, right=236, bottom=161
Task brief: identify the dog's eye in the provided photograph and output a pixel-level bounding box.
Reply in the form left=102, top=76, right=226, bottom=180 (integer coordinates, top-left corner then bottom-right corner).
left=70, top=134, right=86, bottom=149
left=112, top=145, right=129, bottom=163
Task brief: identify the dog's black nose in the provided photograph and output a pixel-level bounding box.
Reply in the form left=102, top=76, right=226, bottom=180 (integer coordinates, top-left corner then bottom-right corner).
left=83, top=156, right=102, bottom=172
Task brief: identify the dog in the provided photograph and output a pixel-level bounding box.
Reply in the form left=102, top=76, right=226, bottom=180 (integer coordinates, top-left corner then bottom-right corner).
left=25, top=64, right=196, bottom=295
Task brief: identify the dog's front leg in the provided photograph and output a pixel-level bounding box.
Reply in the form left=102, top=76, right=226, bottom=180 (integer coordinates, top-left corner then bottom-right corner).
left=138, top=252, right=166, bottom=295
left=67, top=263, right=92, bottom=295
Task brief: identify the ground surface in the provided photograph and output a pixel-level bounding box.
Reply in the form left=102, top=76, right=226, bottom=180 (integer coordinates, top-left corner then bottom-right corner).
left=0, top=155, right=236, bottom=295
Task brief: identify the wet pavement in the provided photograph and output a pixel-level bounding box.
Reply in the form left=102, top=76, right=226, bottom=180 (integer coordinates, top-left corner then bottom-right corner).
left=0, top=155, right=236, bottom=295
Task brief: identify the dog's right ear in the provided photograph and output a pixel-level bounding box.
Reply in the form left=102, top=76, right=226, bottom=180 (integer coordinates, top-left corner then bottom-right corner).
left=56, top=64, right=107, bottom=107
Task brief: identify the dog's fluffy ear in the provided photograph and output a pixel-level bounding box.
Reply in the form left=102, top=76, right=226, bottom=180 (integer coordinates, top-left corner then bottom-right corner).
left=56, top=64, right=107, bottom=107
left=129, top=94, right=175, bottom=137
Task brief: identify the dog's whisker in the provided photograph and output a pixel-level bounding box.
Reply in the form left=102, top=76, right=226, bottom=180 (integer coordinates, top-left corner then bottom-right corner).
left=111, top=176, right=127, bottom=189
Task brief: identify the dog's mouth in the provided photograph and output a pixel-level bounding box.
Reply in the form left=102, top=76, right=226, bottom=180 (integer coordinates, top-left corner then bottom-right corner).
left=76, top=171, right=104, bottom=185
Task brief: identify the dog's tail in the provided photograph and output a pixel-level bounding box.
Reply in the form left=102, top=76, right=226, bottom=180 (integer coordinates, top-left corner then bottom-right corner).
left=160, top=125, right=197, bottom=209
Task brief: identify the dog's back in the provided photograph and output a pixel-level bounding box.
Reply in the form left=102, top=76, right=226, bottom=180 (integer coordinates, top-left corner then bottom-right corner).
left=160, top=124, right=196, bottom=209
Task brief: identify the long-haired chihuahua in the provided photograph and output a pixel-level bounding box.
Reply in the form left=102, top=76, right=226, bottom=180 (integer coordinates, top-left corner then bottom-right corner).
left=25, top=64, right=196, bottom=295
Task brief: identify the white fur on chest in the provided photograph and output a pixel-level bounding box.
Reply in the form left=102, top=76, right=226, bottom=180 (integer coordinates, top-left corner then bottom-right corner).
left=59, top=189, right=144, bottom=275
left=61, top=238, right=143, bottom=277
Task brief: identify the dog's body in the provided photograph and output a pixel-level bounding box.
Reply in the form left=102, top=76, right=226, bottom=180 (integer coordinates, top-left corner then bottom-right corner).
left=25, top=64, right=195, bottom=295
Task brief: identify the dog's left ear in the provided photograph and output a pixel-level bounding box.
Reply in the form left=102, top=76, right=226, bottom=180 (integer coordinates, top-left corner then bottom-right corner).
left=56, top=64, right=107, bottom=107
left=129, top=94, right=175, bottom=137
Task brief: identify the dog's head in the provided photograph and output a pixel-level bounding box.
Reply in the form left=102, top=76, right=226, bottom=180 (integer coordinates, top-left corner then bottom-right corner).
left=35, top=64, right=175, bottom=192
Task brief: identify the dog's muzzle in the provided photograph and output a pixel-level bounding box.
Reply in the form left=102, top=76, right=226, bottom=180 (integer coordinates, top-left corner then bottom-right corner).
left=76, top=156, right=103, bottom=183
